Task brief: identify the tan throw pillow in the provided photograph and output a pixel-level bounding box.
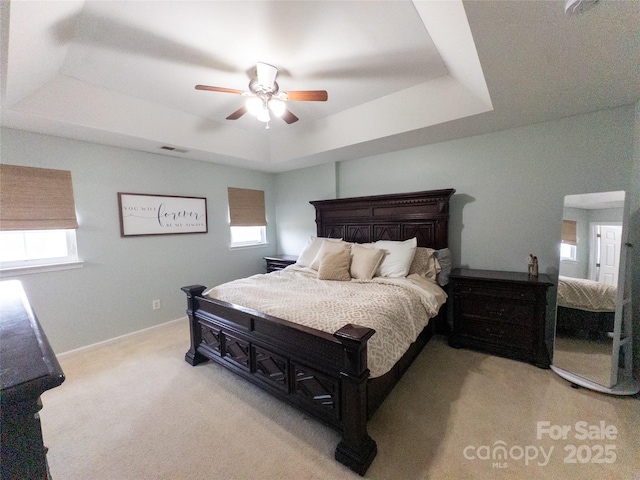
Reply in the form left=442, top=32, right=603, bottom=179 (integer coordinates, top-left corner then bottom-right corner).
left=350, top=244, right=385, bottom=280
left=408, top=247, right=441, bottom=282
left=317, top=249, right=352, bottom=281
left=310, top=240, right=351, bottom=270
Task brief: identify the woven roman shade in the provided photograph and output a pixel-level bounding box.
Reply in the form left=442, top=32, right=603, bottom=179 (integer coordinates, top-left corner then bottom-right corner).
left=0, top=164, right=79, bottom=230
left=561, top=220, right=577, bottom=245
left=227, top=187, right=267, bottom=227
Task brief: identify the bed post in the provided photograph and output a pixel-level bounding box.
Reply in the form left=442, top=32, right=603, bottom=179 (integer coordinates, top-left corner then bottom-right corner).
left=181, top=285, right=208, bottom=366
left=334, top=324, right=377, bottom=475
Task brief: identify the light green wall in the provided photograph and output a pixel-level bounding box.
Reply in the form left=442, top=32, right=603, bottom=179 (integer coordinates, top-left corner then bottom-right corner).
left=1, top=128, right=276, bottom=353
left=274, top=162, right=336, bottom=256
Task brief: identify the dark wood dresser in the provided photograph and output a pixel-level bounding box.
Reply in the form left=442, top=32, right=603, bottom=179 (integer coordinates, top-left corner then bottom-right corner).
left=448, top=268, right=553, bottom=368
left=1, top=280, right=65, bottom=480
left=264, top=254, right=297, bottom=272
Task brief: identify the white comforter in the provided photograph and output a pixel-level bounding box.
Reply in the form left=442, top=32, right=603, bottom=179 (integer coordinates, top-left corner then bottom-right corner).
left=204, top=265, right=447, bottom=378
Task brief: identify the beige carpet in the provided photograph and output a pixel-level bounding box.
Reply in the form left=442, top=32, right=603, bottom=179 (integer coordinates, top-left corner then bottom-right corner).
left=41, top=319, right=640, bottom=479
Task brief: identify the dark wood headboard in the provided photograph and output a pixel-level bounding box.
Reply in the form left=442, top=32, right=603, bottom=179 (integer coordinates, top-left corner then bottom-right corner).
left=310, top=189, right=455, bottom=249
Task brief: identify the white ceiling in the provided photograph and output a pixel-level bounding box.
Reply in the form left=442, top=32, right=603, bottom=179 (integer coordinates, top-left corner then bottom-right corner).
left=1, top=0, right=638, bottom=173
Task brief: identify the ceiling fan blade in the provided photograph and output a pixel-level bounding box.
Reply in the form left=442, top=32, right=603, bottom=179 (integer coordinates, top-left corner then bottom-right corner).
left=284, top=90, right=328, bottom=102
left=256, top=62, right=278, bottom=89
left=195, top=85, right=244, bottom=95
left=226, top=105, right=248, bottom=120
left=280, top=108, right=299, bottom=124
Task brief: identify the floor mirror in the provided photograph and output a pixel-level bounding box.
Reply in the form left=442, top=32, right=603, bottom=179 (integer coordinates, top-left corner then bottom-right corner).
left=551, top=190, right=639, bottom=395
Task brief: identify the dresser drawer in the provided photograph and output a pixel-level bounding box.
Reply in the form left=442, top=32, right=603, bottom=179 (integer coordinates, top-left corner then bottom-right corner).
left=457, top=296, right=534, bottom=326
left=457, top=317, right=534, bottom=350
left=452, top=281, right=536, bottom=302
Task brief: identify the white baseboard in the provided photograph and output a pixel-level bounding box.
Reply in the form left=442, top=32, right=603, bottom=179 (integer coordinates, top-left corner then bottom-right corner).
left=58, top=317, right=187, bottom=357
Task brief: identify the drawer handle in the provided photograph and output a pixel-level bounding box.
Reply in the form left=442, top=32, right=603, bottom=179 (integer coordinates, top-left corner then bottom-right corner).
left=487, top=308, right=506, bottom=317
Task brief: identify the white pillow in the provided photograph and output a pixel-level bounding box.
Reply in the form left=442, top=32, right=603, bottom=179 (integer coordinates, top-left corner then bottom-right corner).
left=310, top=240, right=351, bottom=270
left=350, top=244, right=385, bottom=280
left=296, top=236, right=343, bottom=267
left=375, top=238, right=418, bottom=278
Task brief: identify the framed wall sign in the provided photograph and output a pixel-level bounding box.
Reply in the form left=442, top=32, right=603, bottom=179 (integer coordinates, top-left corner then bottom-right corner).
left=118, top=193, right=208, bottom=236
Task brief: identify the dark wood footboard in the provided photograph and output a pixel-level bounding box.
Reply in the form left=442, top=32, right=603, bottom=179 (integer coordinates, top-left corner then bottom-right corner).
left=182, top=285, right=377, bottom=475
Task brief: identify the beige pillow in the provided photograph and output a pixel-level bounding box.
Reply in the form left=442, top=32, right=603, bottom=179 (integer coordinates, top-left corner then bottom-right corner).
left=317, top=249, right=352, bottom=281
left=350, top=244, right=385, bottom=280
left=310, top=240, right=351, bottom=270
left=408, top=247, right=441, bottom=282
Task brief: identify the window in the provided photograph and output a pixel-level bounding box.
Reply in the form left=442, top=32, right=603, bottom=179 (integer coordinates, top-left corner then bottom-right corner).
left=560, top=219, right=577, bottom=261
left=0, top=230, right=79, bottom=269
left=560, top=242, right=577, bottom=261
left=0, top=164, right=81, bottom=272
left=230, top=226, right=266, bottom=247
left=227, top=187, right=267, bottom=247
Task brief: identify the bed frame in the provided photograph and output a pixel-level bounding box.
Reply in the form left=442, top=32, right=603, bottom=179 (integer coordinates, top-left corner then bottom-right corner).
left=182, top=188, right=454, bottom=475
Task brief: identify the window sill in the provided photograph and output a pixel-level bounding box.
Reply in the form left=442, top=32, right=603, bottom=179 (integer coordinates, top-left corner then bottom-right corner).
left=229, top=242, right=270, bottom=251
left=0, top=261, right=84, bottom=277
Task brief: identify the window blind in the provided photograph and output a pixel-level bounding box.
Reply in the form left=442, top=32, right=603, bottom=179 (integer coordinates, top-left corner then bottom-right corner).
left=227, top=187, right=267, bottom=227
left=0, top=164, right=79, bottom=231
left=561, top=220, right=577, bottom=245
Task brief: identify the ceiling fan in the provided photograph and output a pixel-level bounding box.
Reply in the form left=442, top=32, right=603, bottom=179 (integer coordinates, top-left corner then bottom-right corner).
left=195, top=62, right=328, bottom=128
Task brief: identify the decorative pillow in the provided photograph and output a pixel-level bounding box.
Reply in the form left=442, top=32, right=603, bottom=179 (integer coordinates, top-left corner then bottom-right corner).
left=375, top=237, right=417, bottom=278
left=317, top=249, right=352, bottom=281
left=408, top=247, right=441, bottom=282
left=435, top=248, right=452, bottom=286
left=296, top=236, right=343, bottom=267
left=350, top=244, right=385, bottom=280
left=310, top=240, right=351, bottom=270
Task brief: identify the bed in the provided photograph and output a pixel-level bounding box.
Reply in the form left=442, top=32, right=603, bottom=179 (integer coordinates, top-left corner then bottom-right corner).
left=182, top=188, right=454, bottom=474
left=556, top=275, right=616, bottom=339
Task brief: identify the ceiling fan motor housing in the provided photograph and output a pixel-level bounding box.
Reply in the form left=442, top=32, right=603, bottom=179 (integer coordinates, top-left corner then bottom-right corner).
left=249, top=77, right=279, bottom=97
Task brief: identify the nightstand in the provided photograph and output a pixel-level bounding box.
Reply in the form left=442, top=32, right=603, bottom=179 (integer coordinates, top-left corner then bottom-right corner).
left=264, top=254, right=298, bottom=272
left=448, top=268, right=553, bottom=368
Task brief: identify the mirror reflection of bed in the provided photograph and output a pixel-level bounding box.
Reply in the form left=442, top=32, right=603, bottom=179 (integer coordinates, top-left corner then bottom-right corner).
left=551, top=191, right=639, bottom=395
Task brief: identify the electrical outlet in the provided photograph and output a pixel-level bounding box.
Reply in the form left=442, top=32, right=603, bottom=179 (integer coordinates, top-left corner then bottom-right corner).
left=152, top=299, right=161, bottom=310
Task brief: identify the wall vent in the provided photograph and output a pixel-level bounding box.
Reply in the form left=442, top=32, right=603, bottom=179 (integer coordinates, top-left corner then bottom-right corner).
left=160, top=146, right=189, bottom=154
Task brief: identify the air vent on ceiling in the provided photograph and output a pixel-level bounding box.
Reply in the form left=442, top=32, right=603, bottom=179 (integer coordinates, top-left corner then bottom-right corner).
left=160, top=146, right=189, bottom=154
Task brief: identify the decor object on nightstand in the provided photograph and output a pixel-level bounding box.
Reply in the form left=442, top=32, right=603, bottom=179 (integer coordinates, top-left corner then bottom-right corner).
left=527, top=254, right=538, bottom=277
left=264, top=254, right=298, bottom=272
left=448, top=268, right=553, bottom=368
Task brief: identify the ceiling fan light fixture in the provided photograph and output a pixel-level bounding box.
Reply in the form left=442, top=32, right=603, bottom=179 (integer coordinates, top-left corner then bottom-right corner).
left=246, top=96, right=262, bottom=115
left=256, top=108, right=270, bottom=123
left=269, top=99, right=286, bottom=117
